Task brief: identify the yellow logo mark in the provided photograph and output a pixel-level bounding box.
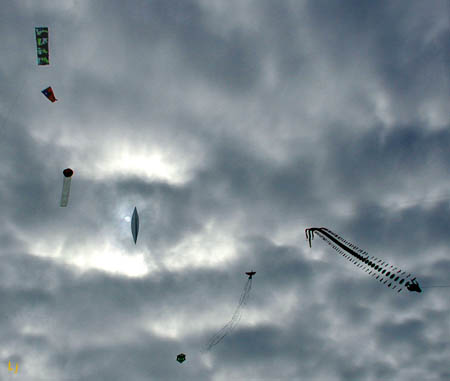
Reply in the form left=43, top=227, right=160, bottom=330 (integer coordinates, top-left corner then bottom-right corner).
left=8, top=361, right=18, bottom=374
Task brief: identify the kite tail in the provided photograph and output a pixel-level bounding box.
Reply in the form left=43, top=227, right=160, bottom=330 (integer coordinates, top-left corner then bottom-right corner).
left=205, top=278, right=252, bottom=351
left=305, top=228, right=314, bottom=248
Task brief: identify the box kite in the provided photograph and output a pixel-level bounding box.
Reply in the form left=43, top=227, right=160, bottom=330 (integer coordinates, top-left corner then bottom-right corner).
left=176, top=353, right=186, bottom=364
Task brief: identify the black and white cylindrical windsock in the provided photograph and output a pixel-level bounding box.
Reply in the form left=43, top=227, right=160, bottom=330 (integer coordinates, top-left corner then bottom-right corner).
left=60, top=168, right=73, bottom=207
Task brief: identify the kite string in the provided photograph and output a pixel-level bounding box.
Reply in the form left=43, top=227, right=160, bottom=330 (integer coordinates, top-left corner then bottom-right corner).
left=0, top=78, right=28, bottom=138
left=206, top=283, right=248, bottom=348
left=421, top=285, right=450, bottom=288
left=205, top=278, right=252, bottom=351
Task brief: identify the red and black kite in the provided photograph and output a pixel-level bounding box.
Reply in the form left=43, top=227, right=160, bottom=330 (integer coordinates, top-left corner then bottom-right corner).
left=42, top=87, right=57, bottom=102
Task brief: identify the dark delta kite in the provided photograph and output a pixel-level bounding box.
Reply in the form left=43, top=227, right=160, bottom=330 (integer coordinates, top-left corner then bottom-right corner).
left=131, top=207, right=139, bottom=244
left=305, top=227, right=421, bottom=293
left=41, top=86, right=57, bottom=102
left=35, top=27, right=49, bottom=65
left=60, top=168, right=74, bottom=207
left=246, top=271, right=256, bottom=279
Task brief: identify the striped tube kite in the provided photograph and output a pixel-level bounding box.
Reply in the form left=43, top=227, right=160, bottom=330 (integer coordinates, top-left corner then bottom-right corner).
left=60, top=168, right=73, bottom=207
left=35, top=27, right=49, bottom=65
left=305, top=227, right=421, bottom=293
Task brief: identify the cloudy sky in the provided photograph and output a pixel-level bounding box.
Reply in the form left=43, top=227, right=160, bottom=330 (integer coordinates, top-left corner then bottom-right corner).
left=1, top=1, right=449, bottom=380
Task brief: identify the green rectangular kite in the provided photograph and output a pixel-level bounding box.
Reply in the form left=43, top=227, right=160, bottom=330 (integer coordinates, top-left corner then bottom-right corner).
left=35, top=27, right=49, bottom=65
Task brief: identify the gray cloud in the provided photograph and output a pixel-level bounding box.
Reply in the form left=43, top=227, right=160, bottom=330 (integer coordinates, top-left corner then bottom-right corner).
left=0, top=0, right=449, bottom=380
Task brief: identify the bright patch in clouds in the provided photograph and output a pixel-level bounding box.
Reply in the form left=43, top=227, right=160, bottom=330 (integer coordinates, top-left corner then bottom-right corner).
left=91, top=143, right=191, bottom=184
left=71, top=243, right=149, bottom=277
left=164, top=225, right=236, bottom=270
left=29, top=239, right=150, bottom=277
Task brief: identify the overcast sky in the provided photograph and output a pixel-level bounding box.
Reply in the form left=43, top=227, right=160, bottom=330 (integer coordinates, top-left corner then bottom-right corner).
left=1, top=1, right=449, bottom=380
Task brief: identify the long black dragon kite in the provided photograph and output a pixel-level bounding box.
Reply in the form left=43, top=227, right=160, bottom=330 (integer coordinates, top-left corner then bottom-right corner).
left=305, top=227, right=421, bottom=293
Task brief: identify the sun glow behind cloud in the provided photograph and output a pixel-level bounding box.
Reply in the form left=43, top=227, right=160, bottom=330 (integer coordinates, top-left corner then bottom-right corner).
left=31, top=128, right=194, bottom=185
left=28, top=239, right=150, bottom=277
left=70, top=242, right=149, bottom=277
left=88, top=143, right=191, bottom=185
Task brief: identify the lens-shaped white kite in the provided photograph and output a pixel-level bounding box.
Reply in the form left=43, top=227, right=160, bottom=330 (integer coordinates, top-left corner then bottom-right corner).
left=131, top=207, right=139, bottom=244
